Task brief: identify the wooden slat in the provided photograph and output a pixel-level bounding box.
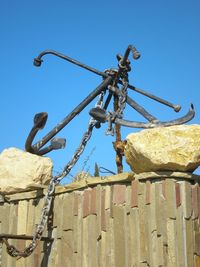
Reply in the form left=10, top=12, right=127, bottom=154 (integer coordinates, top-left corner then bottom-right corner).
left=145, top=180, right=151, bottom=205
left=105, top=185, right=111, bottom=210
left=181, top=181, right=192, bottom=219
left=194, top=220, right=200, bottom=256
left=129, top=208, right=140, bottom=266
left=138, top=182, right=149, bottom=264
left=165, top=179, right=176, bottom=219
left=82, top=217, right=89, bottom=267
left=155, top=182, right=162, bottom=236
left=131, top=180, right=138, bottom=208
left=184, top=219, right=194, bottom=266
left=88, top=215, right=98, bottom=267
left=113, top=184, right=126, bottom=205
left=192, top=183, right=199, bottom=220
left=101, top=189, right=106, bottom=232
left=96, top=185, right=102, bottom=240
left=61, top=230, right=73, bottom=267
left=105, top=209, right=112, bottom=267
left=195, top=255, right=200, bottom=267
left=90, top=188, right=97, bottom=215
left=175, top=182, right=181, bottom=208
left=1, top=203, right=11, bottom=267
left=62, top=193, right=74, bottom=231
left=54, top=194, right=64, bottom=238
left=176, top=205, right=185, bottom=266
left=167, top=218, right=177, bottom=267
left=150, top=183, right=156, bottom=233
left=113, top=205, right=126, bottom=267
left=83, top=189, right=91, bottom=218
left=6, top=203, right=17, bottom=267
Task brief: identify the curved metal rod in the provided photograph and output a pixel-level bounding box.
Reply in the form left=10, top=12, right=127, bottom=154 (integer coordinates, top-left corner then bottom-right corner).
left=114, top=104, right=195, bottom=129
left=121, top=81, right=181, bottom=112
left=25, top=127, right=40, bottom=153
left=34, top=50, right=108, bottom=78
left=33, top=44, right=140, bottom=78
left=25, top=112, right=48, bottom=153
left=36, top=146, right=54, bottom=156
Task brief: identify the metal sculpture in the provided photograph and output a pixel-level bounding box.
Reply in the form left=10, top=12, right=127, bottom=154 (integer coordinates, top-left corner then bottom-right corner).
left=2, top=45, right=195, bottom=258
left=25, top=44, right=194, bottom=173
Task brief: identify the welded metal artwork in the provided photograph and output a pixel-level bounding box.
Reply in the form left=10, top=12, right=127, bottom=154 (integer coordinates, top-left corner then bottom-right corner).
left=2, top=45, right=195, bottom=258
left=25, top=45, right=195, bottom=156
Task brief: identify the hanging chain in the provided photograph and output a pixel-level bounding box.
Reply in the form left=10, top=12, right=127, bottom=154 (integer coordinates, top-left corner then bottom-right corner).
left=105, top=65, right=129, bottom=136
left=117, top=75, right=129, bottom=118
left=2, top=91, right=105, bottom=258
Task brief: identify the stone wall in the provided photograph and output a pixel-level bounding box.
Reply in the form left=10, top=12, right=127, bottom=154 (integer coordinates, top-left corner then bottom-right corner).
left=0, top=172, right=200, bottom=267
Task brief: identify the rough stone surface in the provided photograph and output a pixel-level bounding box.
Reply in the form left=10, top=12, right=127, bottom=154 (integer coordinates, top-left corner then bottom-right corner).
left=124, top=124, right=200, bottom=174
left=0, top=147, right=53, bottom=194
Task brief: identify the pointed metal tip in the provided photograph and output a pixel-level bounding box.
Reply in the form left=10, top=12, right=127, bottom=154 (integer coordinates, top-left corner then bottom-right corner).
left=174, top=105, right=181, bottom=112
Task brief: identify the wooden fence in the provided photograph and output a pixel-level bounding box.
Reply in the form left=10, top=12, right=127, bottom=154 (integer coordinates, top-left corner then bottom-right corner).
left=0, top=172, right=200, bottom=267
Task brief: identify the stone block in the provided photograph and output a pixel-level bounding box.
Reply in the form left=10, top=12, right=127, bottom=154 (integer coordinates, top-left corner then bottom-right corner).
left=0, top=147, right=52, bottom=194
left=125, top=125, right=200, bottom=173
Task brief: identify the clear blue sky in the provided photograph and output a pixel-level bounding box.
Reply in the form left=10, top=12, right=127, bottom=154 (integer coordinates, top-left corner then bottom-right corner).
left=0, top=0, right=199, bottom=183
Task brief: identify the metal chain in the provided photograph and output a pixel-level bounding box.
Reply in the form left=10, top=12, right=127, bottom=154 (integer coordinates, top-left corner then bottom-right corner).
left=116, top=71, right=129, bottom=118
left=54, top=90, right=105, bottom=183
left=105, top=69, right=129, bottom=136
left=2, top=91, right=105, bottom=258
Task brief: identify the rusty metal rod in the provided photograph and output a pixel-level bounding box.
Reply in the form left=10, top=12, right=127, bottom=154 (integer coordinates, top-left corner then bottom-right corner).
left=126, top=83, right=181, bottom=112
left=34, top=48, right=181, bottom=113
left=126, top=96, right=158, bottom=122
left=108, top=85, right=158, bottom=122
left=32, top=76, right=113, bottom=152
left=0, top=234, right=53, bottom=242
left=34, top=50, right=108, bottom=78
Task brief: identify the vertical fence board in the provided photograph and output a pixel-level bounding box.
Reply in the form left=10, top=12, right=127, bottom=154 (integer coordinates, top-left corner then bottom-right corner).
left=88, top=214, right=98, bottom=267
left=176, top=205, right=185, bottom=267
left=113, top=205, right=126, bottom=267
left=181, top=181, right=192, bottom=219
left=138, top=182, right=149, bottom=264
left=167, top=218, right=177, bottom=267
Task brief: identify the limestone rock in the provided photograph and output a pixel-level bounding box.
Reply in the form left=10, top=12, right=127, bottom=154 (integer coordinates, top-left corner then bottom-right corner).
left=124, top=124, right=200, bottom=174
left=0, top=147, right=53, bottom=194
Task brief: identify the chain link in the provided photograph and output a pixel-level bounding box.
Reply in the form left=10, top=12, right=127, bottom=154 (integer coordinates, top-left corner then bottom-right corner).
left=105, top=68, right=129, bottom=135
left=3, top=91, right=105, bottom=258
left=116, top=69, right=129, bottom=118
